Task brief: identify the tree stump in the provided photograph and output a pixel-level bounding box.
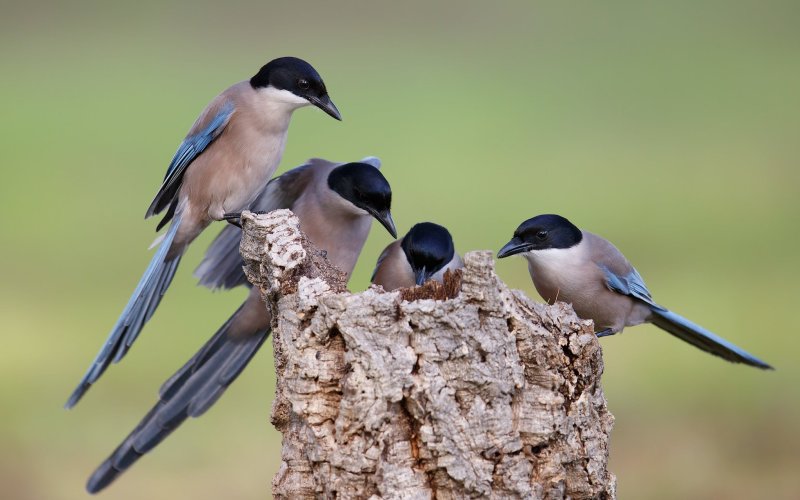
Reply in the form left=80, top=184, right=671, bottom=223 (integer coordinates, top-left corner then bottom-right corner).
left=240, top=210, right=616, bottom=499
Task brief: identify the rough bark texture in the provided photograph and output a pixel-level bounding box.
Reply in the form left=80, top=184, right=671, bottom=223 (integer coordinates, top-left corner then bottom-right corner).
left=240, top=210, right=616, bottom=500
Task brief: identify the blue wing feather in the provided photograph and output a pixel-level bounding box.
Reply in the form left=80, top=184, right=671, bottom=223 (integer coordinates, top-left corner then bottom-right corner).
left=145, top=101, right=235, bottom=221
left=600, top=265, right=661, bottom=309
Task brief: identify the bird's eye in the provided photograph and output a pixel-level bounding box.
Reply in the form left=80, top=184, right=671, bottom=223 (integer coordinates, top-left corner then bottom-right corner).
left=297, top=79, right=310, bottom=90
left=536, top=230, right=548, bottom=240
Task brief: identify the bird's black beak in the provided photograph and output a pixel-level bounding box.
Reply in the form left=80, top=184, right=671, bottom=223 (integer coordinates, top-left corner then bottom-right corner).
left=309, top=94, right=342, bottom=120
left=369, top=209, right=397, bottom=238
left=414, top=266, right=432, bottom=286
left=497, top=237, right=531, bottom=259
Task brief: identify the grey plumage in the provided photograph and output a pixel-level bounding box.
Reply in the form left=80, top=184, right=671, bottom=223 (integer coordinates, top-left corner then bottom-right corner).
left=87, top=157, right=395, bottom=493
left=648, top=308, right=769, bottom=367
left=195, top=156, right=384, bottom=290
left=498, top=214, right=772, bottom=370
left=67, top=58, right=339, bottom=408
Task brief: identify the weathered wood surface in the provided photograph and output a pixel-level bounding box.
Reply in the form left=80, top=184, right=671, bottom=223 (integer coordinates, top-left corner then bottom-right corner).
left=240, top=209, right=616, bottom=499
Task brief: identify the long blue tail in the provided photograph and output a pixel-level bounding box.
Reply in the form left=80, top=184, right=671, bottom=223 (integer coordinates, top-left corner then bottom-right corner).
left=85, top=306, right=269, bottom=493
left=66, top=218, right=184, bottom=409
left=649, top=308, right=772, bottom=369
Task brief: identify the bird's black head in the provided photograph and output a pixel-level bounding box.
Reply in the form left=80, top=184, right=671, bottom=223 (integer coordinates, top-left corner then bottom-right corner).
left=328, top=162, right=396, bottom=237
left=401, top=222, right=456, bottom=286
left=497, top=214, right=582, bottom=258
left=250, top=56, right=341, bottom=120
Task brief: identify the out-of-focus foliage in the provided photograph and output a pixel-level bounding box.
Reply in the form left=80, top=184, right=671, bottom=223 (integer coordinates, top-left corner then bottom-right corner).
left=1, top=1, right=797, bottom=498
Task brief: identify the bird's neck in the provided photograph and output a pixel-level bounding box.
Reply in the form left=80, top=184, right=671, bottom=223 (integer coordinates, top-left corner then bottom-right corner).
left=524, top=244, right=585, bottom=273
left=252, top=86, right=310, bottom=129
left=294, top=194, right=372, bottom=277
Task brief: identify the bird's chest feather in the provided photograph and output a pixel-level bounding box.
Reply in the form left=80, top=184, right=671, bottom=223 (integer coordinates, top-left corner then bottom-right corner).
left=525, top=247, right=601, bottom=305
left=231, top=129, right=287, bottom=196
left=373, top=245, right=415, bottom=291
left=181, top=125, right=290, bottom=220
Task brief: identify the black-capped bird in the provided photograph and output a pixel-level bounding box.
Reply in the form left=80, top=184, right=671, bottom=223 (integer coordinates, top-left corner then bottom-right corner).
left=372, top=222, right=463, bottom=290
left=67, top=57, right=341, bottom=408
left=497, top=214, right=772, bottom=369
left=86, top=157, right=395, bottom=493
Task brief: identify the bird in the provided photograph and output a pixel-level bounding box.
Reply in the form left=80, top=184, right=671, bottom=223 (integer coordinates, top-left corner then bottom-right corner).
left=85, top=157, right=397, bottom=493
left=66, top=57, right=341, bottom=409
left=371, top=222, right=463, bottom=290
left=497, top=213, right=772, bottom=369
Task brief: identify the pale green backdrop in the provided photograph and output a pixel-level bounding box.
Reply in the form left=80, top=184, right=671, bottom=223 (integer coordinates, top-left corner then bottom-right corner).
left=1, top=1, right=798, bottom=498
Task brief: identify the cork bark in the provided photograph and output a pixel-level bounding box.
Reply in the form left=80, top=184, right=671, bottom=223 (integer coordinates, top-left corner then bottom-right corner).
left=239, top=210, right=616, bottom=500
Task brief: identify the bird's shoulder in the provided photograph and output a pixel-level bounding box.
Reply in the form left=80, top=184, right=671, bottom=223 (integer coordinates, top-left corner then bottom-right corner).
left=583, top=231, right=634, bottom=277
left=183, top=82, right=249, bottom=138
left=584, top=231, right=655, bottom=302
left=252, top=158, right=334, bottom=213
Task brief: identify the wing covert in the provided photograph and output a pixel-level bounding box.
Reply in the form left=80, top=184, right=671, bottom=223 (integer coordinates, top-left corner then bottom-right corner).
left=145, top=100, right=235, bottom=225
left=599, top=264, right=661, bottom=309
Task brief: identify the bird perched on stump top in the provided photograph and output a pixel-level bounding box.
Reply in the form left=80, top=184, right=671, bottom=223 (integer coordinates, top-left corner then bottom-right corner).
left=372, top=222, right=463, bottom=290
left=86, top=157, right=396, bottom=493
left=66, top=57, right=342, bottom=409
left=498, top=213, right=772, bottom=370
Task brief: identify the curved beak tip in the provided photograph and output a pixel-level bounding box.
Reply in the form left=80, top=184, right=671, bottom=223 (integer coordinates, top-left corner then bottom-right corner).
left=385, top=216, right=398, bottom=239
left=375, top=210, right=397, bottom=238
left=314, top=95, right=342, bottom=121
left=497, top=239, right=526, bottom=259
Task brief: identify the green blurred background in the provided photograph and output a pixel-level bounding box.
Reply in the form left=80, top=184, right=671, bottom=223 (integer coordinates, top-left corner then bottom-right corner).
left=1, top=1, right=798, bottom=498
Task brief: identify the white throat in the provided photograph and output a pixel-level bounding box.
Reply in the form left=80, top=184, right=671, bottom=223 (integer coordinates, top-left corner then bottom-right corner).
left=255, top=86, right=311, bottom=114
left=522, top=243, right=586, bottom=271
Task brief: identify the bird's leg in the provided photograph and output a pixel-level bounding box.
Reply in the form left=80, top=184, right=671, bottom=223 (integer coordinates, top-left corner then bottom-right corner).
left=223, top=210, right=272, bottom=228
left=222, top=211, right=272, bottom=228
left=222, top=213, right=243, bottom=228
left=596, top=328, right=616, bottom=338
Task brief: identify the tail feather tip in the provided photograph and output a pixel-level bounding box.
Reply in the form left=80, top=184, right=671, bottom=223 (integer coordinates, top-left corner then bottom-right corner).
left=86, top=462, right=118, bottom=494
